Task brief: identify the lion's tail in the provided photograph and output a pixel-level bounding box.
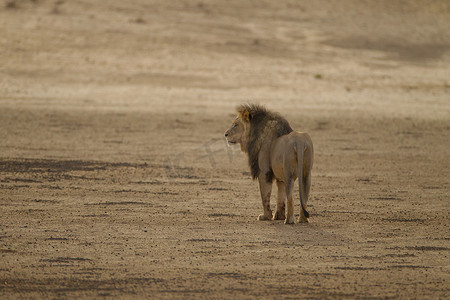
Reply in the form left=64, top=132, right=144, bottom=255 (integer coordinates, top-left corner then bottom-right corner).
left=296, top=141, right=310, bottom=219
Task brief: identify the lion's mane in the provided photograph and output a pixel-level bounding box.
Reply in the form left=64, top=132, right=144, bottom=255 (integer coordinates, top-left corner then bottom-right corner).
left=238, top=104, right=293, bottom=180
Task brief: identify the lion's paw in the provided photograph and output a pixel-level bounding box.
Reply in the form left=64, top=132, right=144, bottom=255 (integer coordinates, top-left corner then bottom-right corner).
left=258, top=214, right=272, bottom=221
left=273, top=211, right=285, bottom=220
left=284, top=216, right=295, bottom=224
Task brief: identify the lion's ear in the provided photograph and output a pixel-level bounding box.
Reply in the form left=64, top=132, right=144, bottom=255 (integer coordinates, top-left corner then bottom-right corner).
left=241, top=109, right=250, bottom=122
left=237, top=105, right=251, bottom=123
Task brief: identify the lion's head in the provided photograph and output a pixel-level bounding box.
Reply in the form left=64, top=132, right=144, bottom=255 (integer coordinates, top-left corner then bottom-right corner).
left=224, top=117, right=246, bottom=146
left=224, top=107, right=251, bottom=150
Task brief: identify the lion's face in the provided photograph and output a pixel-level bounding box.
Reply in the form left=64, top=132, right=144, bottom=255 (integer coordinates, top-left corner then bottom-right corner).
left=224, top=117, right=247, bottom=146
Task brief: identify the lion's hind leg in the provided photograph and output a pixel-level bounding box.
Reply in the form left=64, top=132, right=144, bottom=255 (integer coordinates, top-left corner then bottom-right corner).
left=273, top=180, right=286, bottom=220
left=284, top=180, right=295, bottom=224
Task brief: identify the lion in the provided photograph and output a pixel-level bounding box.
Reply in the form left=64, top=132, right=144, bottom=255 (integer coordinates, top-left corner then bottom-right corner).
left=225, top=104, right=314, bottom=224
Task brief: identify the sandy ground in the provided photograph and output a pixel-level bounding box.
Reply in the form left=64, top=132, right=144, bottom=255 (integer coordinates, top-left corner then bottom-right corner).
left=1, top=0, right=449, bottom=298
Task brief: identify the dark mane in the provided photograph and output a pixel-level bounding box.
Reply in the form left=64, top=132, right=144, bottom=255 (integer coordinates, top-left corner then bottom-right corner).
left=239, top=104, right=293, bottom=180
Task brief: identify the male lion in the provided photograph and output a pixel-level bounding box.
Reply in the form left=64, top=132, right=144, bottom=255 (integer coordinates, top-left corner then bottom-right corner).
left=225, top=104, right=313, bottom=224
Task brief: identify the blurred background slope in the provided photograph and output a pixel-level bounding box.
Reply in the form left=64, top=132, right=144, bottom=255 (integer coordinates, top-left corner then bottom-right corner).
left=1, top=0, right=449, bottom=116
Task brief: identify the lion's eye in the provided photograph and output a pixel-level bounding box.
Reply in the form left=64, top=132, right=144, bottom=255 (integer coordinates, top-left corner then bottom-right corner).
left=232, top=123, right=237, bottom=128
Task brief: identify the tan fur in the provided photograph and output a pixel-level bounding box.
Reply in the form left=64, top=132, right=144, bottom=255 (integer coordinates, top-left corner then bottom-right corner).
left=225, top=104, right=314, bottom=224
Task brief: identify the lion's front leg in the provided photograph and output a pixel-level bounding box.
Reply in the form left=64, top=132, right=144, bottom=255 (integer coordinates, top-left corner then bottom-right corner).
left=257, top=175, right=273, bottom=221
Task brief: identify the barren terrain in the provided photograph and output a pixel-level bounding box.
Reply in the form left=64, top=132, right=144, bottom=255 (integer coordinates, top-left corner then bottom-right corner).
left=1, top=0, right=449, bottom=298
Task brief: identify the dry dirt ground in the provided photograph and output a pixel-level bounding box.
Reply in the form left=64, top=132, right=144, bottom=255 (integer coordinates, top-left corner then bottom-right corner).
left=1, top=0, right=449, bottom=299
